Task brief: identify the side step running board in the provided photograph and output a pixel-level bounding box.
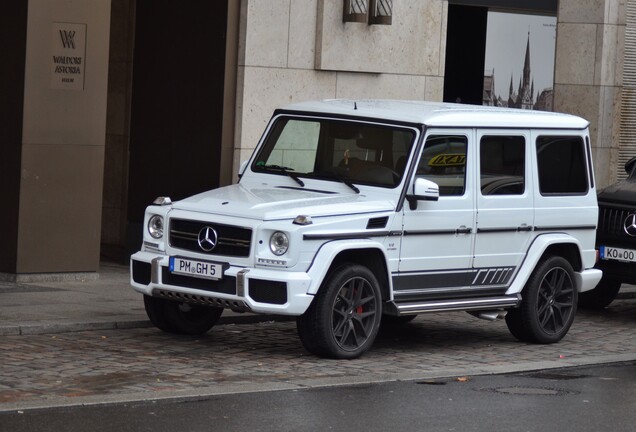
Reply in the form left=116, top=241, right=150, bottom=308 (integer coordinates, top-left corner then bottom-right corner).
left=390, top=295, right=521, bottom=315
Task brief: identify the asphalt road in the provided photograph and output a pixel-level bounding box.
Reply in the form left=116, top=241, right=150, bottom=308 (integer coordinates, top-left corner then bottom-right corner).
left=1, top=362, right=634, bottom=432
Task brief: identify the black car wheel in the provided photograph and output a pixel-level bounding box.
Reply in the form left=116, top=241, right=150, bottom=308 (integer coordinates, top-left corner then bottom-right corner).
left=144, top=295, right=223, bottom=335
left=506, top=256, right=577, bottom=344
left=578, top=277, right=621, bottom=309
left=297, top=263, right=382, bottom=359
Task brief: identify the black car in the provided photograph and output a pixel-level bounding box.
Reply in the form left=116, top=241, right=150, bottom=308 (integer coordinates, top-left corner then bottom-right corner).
left=580, top=156, right=636, bottom=308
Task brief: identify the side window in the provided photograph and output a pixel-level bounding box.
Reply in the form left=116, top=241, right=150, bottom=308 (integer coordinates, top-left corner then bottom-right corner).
left=480, top=136, right=525, bottom=195
left=536, top=136, right=588, bottom=194
left=417, top=135, right=467, bottom=196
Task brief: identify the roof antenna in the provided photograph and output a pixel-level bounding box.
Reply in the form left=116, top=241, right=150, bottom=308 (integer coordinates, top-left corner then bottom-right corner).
left=354, top=101, right=358, bottom=110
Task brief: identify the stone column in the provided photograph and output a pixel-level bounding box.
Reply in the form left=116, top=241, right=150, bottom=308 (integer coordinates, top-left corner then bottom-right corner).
left=1, top=0, right=112, bottom=279
left=553, top=0, right=626, bottom=188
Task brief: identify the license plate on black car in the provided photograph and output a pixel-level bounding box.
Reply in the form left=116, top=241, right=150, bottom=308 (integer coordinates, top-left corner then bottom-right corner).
left=600, top=246, right=636, bottom=262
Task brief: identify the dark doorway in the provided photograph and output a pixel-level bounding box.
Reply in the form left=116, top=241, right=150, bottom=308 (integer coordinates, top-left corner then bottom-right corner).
left=127, top=0, right=228, bottom=252
left=443, top=4, right=488, bottom=105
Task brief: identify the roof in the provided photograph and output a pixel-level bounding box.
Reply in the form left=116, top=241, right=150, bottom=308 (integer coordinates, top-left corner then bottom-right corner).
left=279, top=99, right=590, bottom=130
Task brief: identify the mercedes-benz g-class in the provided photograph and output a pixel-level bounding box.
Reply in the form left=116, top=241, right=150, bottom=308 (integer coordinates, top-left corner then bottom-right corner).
left=131, top=99, right=602, bottom=359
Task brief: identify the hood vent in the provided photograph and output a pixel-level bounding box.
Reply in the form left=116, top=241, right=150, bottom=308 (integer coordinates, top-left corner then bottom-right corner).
left=367, top=216, right=389, bottom=229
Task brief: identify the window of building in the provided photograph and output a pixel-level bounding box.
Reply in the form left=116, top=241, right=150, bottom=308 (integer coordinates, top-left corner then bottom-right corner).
left=480, top=135, right=525, bottom=195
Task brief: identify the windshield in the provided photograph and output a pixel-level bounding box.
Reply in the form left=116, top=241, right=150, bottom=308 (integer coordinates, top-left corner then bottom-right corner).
left=251, top=116, right=417, bottom=188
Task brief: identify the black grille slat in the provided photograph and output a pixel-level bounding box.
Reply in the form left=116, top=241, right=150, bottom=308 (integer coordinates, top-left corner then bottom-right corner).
left=597, top=204, right=636, bottom=245
left=169, top=218, right=252, bottom=257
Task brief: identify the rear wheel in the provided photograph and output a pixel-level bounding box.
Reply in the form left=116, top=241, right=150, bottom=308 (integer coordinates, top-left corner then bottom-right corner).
left=506, top=256, right=577, bottom=344
left=381, top=314, right=417, bottom=326
left=578, top=277, right=621, bottom=309
left=297, top=263, right=382, bottom=359
left=143, top=295, right=223, bottom=335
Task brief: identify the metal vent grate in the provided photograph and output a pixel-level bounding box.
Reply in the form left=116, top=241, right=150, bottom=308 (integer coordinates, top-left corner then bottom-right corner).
left=366, top=216, right=389, bottom=229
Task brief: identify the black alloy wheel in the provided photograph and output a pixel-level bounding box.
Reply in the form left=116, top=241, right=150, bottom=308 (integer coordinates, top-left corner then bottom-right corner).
left=297, top=263, right=382, bottom=359
left=506, top=256, right=577, bottom=344
left=144, top=295, right=223, bottom=335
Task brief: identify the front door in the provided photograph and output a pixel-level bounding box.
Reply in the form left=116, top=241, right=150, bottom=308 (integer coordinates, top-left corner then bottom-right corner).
left=395, top=130, right=476, bottom=302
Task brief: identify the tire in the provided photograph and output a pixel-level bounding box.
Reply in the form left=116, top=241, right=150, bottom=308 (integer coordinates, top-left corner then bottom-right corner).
left=505, top=256, right=578, bottom=344
left=381, top=314, right=417, bottom=326
left=297, top=263, right=382, bottom=359
left=578, top=277, right=621, bottom=309
left=143, top=295, right=223, bottom=335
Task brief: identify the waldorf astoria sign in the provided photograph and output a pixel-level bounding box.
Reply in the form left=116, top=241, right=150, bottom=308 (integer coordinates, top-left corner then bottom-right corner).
left=51, top=22, right=87, bottom=90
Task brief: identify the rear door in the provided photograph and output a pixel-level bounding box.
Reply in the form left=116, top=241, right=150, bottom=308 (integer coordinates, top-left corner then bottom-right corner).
left=473, top=130, right=534, bottom=291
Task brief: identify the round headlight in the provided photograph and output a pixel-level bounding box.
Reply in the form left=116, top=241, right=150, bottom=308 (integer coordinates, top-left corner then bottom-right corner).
left=148, top=215, right=164, bottom=239
left=269, top=231, right=289, bottom=256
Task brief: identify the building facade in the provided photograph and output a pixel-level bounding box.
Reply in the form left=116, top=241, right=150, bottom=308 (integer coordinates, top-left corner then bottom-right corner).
left=1, top=0, right=632, bottom=277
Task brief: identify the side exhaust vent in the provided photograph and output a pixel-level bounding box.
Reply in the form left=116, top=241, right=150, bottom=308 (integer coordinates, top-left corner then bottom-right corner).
left=366, top=216, right=389, bottom=229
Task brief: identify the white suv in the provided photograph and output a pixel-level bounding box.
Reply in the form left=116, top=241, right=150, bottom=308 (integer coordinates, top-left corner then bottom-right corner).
left=130, top=99, right=602, bottom=359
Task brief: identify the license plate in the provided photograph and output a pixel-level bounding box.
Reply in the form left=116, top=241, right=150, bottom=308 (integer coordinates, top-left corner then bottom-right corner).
left=169, top=257, right=224, bottom=280
left=600, top=246, right=636, bottom=263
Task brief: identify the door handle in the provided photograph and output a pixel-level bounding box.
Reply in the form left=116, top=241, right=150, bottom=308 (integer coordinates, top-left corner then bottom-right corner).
left=517, top=225, right=533, bottom=232
left=456, top=226, right=472, bottom=234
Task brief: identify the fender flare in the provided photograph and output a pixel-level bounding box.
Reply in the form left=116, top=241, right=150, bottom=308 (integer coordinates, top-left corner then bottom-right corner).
left=305, top=239, right=392, bottom=295
left=505, top=233, right=584, bottom=295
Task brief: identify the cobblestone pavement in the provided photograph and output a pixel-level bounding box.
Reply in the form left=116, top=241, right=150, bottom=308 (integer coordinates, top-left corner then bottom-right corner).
left=1, top=298, right=635, bottom=412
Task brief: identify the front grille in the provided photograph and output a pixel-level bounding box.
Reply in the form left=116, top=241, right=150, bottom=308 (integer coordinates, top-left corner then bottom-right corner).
left=597, top=205, right=636, bottom=243
left=169, top=218, right=251, bottom=257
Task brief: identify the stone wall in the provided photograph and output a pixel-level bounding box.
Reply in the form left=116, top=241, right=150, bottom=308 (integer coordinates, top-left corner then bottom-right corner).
left=554, top=0, right=626, bottom=188
left=234, top=0, right=448, bottom=176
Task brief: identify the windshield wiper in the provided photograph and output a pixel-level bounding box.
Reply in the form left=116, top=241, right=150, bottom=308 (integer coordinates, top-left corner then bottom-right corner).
left=332, top=173, right=360, bottom=194
left=258, top=164, right=305, bottom=187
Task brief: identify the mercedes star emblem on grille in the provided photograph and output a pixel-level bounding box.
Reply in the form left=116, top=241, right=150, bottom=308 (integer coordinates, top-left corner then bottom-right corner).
left=624, top=213, right=636, bottom=237
left=197, top=226, right=218, bottom=252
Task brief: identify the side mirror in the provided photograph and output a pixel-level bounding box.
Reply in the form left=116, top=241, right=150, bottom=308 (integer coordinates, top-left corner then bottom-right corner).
left=625, top=157, right=636, bottom=176
left=238, top=160, right=249, bottom=180
left=406, top=178, right=439, bottom=210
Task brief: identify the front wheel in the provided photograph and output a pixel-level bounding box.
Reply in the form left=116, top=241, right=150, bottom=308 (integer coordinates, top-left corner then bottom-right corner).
left=505, top=256, right=577, bottom=344
left=297, top=263, right=382, bottom=359
left=144, top=295, right=223, bottom=335
left=578, top=277, right=621, bottom=309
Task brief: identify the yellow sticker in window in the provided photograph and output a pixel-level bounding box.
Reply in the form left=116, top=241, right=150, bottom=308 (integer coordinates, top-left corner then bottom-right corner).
left=428, top=154, right=466, bottom=167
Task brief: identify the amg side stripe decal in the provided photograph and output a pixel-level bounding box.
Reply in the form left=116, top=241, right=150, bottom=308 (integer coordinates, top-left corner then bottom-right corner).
left=471, top=267, right=513, bottom=286
left=393, top=266, right=516, bottom=291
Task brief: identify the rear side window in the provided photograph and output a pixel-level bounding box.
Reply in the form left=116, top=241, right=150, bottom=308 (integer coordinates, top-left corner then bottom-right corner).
left=536, top=136, right=588, bottom=194
left=480, top=136, right=525, bottom=196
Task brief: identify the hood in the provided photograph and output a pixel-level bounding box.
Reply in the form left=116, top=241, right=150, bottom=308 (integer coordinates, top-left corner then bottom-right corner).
left=170, top=183, right=395, bottom=220
left=598, top=178, right=636, bottom=207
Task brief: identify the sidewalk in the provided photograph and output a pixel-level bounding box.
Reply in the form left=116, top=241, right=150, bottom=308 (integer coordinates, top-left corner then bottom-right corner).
left=1, top=261, right=635, bottom=337
left=0, top=262, right=279, bottom=336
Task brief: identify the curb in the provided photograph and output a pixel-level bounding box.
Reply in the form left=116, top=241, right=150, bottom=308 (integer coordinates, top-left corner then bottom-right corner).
left=0, top=314, right=294, bottom=336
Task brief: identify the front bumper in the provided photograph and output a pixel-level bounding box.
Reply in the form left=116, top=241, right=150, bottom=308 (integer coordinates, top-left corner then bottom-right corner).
left=595, top=259, right=636, bottom=284
left=130, top=251, right=314, bottom=315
